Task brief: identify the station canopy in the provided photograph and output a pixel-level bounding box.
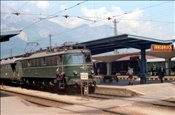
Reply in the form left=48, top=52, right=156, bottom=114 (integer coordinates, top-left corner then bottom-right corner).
left=0, top=30, right=21, bottom=42
left=92, top=50, right=175, bottom=62
left=82, top=34, right=173, bottom=55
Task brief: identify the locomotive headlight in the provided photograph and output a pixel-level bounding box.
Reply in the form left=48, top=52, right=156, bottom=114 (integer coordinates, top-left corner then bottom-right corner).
left=91, top=69, right=94, bottom=74
left=73, top=70, right=78, bottom=75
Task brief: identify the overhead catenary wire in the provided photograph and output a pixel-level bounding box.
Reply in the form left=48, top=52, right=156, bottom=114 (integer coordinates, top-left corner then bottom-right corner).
left=3, top=1, right=172, bottom=32
left=2, top=1, right=173, bottom=38
left=1, top=12, right=51, bottom=16
left=2, top=1, right=174, bottom=46
left=111, top=1, right=172, bottom=20
left=46, top=1, right=173, bottom=37
left=1, top=0, right=87, bottom=54
left=1, top=1, right=31, bottom=30
left=1, top=1, right=174, bottom=58
left=0, top=0, right=87, bottom=17
left=116, top=21, right=174, bottom=41
left=16, top=1, right=30, bottom=12
left=46, top=0, right=88, bottom=18
left=21, top=1, right=87, bottom=31
left=119, top=19, right=174, bottom=24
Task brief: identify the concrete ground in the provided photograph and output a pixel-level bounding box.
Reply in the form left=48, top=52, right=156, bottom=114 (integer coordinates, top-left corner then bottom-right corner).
left=1, top=81, right=175, bottom=115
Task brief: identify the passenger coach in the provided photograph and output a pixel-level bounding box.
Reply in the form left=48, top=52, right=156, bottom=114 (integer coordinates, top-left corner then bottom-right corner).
left=0, top=58, right=22, bottom=84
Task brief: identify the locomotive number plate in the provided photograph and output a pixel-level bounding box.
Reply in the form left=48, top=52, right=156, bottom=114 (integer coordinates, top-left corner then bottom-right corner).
left=80, top=72, right=88, bottom=80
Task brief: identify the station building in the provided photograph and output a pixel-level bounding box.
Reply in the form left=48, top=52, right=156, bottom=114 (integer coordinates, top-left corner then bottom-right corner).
left=82, top=34, right=174, bottom=84
left=92, top=53, right=175, bottom=76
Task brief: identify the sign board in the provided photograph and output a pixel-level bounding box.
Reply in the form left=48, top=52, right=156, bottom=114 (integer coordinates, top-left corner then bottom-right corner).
left=151, top=44, right=174, bottom=52
left=80, top=72, right=88, bottom=80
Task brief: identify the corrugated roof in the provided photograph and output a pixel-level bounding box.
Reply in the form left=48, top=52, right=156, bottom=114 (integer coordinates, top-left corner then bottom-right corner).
left=82, top=34, right=173, bottom=55
left=0, top=30, right=21, bottom=42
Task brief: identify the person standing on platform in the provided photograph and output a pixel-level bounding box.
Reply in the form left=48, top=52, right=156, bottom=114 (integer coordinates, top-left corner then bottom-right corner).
left=60, top=72, right=66, bottom=89
left=158, top=65, right=166, bottom=83
left=126, top=66, right=134, bottom=85
left=56, top=68, right=62, bottom=89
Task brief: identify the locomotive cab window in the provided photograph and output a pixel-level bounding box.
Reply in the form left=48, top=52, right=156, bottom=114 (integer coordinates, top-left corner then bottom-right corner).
left=72, top=53, right=83, bottom=64
left=85, top=53, right=91, bottom=63
left=65, top=53, right=90, bottom=64
left=10, top=63, right=16, bottom=72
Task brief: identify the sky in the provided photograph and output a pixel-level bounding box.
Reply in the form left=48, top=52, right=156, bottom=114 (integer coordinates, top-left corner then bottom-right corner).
left=1, top=1, right=175, bottom=56
left=1, top=1, right=174, bottom=39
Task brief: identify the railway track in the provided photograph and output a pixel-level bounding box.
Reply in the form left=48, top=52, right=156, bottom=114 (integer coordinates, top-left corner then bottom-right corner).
left=1, top=90, right=117, bottom=115
left=1, top=86, right=175, bottom=115
left=0, top=85, right=125, bottom=108
left=1, top=90, right=73, bottom=107
left=1, top=84, right=123, bottom=100
left=89, top=93, right=125, bottom=99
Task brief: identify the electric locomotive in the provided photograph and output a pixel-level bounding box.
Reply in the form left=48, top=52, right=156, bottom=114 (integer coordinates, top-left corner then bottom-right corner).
left=0, top=42, right=96, bottom=93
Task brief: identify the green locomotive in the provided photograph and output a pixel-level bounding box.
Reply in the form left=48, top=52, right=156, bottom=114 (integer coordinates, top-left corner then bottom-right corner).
left=0, top=43, right=96, bottom=93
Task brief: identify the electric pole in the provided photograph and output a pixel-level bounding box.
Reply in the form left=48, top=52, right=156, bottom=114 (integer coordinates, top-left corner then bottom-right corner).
left=49, top=34, right=52, bottom=51
left=114, top=19, right=119, bottom=36
left=10, top=49, right=12, bottom=57
left=113, top=19, right=119, bottom=54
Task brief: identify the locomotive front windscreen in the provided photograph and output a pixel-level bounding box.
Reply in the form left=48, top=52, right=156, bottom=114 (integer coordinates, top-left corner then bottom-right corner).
left=72, top=54, right=83, bottom=64
left=65, top=53, right=91, bottom=64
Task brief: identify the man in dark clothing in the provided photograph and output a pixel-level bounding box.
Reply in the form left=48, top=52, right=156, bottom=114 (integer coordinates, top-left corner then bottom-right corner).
left=158, top=65, right=166, bottom=83
left=56, top=68, right=61, bottom=89
left=60, top=72, right=66, bottom=89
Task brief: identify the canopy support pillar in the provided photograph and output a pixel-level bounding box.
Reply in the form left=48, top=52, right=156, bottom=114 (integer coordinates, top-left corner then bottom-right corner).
left=165, top=58, right=171, bottom=76
left=107, top=62, right=111, bottom=75
left=138, top=46, right=150, bottom=84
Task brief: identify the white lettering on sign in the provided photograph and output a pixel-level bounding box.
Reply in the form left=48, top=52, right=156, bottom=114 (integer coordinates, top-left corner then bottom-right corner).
left=80, top=72, right=88, bottom=80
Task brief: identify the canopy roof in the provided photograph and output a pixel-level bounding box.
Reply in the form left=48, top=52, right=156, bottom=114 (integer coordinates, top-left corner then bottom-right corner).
left=0, top=30, right=21, bottom=42
left=82, top=34, right=173, bottom=55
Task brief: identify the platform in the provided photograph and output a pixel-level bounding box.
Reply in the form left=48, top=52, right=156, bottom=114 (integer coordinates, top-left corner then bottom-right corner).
left=94, top=75, right=175, bottom=81
left=94, top=85, right=144, bottom=97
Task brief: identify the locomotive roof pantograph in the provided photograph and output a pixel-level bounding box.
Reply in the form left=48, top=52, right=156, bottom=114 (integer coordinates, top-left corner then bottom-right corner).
left=20, top=42, right=89, bottom=60
left=22, top=49, right=91, bottom=60
left=0, top=42, right=90, bottom=61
